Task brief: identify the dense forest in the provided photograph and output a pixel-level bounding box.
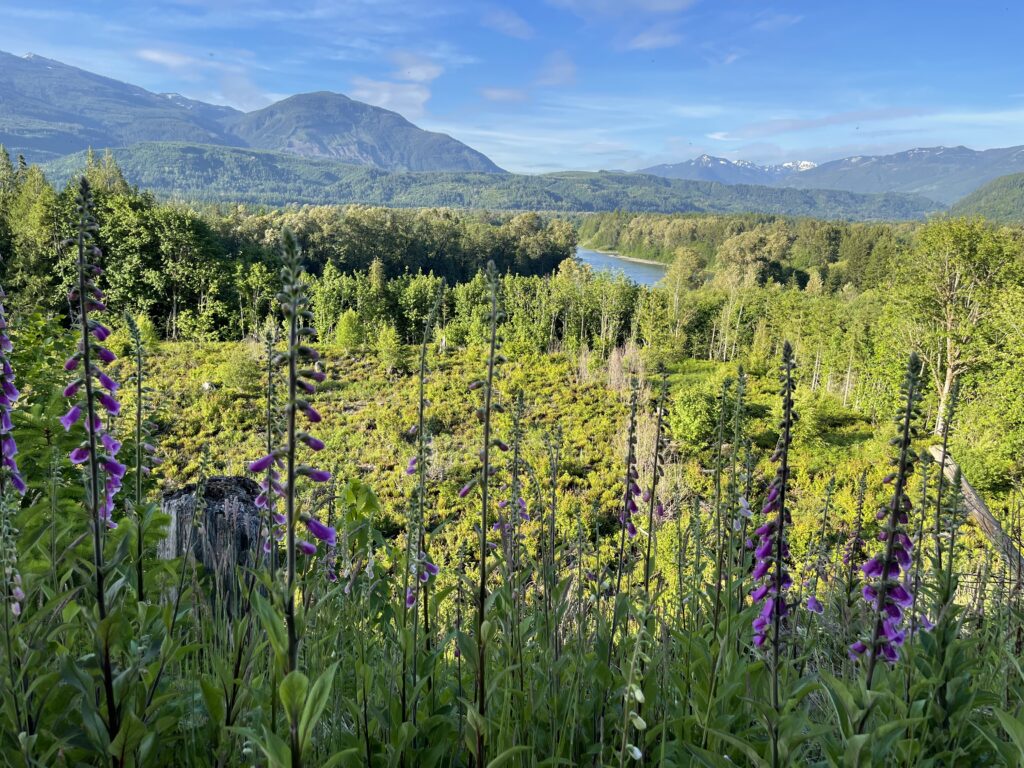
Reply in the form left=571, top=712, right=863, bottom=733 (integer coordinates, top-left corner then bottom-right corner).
left=41, top=142, right=944, bottom=219
left=3, top=150, right=1024, bottom=765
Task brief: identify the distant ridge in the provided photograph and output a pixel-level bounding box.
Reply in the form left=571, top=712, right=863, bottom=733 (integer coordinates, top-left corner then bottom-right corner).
left=43, top=142, right=943, bottom=221
left=642, top=146, right=1024, bottom=205
left=0, top=49, right=503, bottom=173
left=950, top=172, right=1024, bottom=223
left=639, top=154, right=816, bottom=185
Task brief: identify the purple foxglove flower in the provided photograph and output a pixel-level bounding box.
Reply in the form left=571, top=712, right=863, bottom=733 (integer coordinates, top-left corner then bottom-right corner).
left=752, top=559, right=770, bottom=580
left=60, top=405, right=82, bottom=431
left=2, top=380, right=18, bottom=401
left=861, top=557, right=883, bottom=578
left=10, top=473, right=25, bottom=494
left=63, top=382, right=80, bottom=398
left=273, top=513, right=287, bottom=525
left=300, top=434, right=325, bottom=451
left=11, top=602, right=21, bottom=617
left=102, top=459, right=127, bottom=479
left=807, top=595, right=823, bottom=614
left=255, top=492, right=268, bottom=509
left=91, top=323, right=111, bottom=341
left=406, top=587, right=417, bottom=607
left=70, top=446, right=90, bottom=464
left=95, top=347, right=116, bottom=364
left=248, top=454, right=277, bottom=473
left=0, top=336, right=10, bottom=354
left=98, top=371, right=119, bottom=392
left=750, top=584, right=769, bottom=602
left=458, top=482, right=473, bottom=498
left=1, top=436, right=16, bottom=458
left=301, top=467, right=331, bottom=482
left=101, top=433, right=121, bottom=455
left=626, top=520, right=637, bottom=538
left=424, top=560, right=439, bottom=576
left=64, top=357, right=80, bottom=371
left=97, top=393, right=120, bottom=415
left=304, top=517, right=337, bottom=547
left=302, top=405, right=322, bottom=423
left=297, top=540, right=317, bottom=556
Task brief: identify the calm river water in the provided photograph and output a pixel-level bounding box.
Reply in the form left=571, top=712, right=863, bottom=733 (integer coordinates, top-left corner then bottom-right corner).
left=575, top=247, right=667, bottom=287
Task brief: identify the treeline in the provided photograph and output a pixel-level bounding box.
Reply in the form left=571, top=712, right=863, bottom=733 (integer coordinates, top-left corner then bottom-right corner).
left=43, top=142, right=942, bottom=219
left=578, top=210, right=918, bottom=290
left=0, top=149, right=576, bottom=339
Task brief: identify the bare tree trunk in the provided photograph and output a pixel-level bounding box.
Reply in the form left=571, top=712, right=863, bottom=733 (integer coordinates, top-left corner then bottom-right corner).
left=929, top=446, right=1024, bottom=575
left=934, top=363, right=955, bottom=435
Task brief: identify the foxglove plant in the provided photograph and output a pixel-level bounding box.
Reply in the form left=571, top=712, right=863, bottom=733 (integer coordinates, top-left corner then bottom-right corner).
left=125, top=313, right=160, bottom=601
left=465, top=260, right=506, bottom=767
left=750, top=342, right=797, bottom=653
left=750, top=342, right=796, bottom=768
left=643, top=367, right=669, bottom=599
left=244, top=231, right=337, bottom=768
left=852, top=353, right=921, bottom=686
left=0, top=288, right=25, bottom=498
left=62, top=177, right=122, bottom=752
left=247, top=230, right=333, bottom=675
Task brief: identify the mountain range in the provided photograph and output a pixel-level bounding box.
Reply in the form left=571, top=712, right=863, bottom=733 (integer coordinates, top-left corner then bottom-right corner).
left=0, top=50, right=501, bottom=173
left=2, top=49, right=1023, bottom=219
left=640, top=147, right=1024, bottom=206
left=639, top=154, right=817, bottom=186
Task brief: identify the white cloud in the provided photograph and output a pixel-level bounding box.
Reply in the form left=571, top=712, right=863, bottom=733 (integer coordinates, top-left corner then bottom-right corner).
left=350, top=76, right=431, bottom=118
left=536, top=50, right=576, bottom=86
left=482, top=8, right=534, bottom=39
left=751, top=12, right=803, bottom=32
left=671, top=104, right=725, bottom=118
left=625, top=25, right=683, bottom=50
left=136, top=48, right=203, bottom=70
left=549, top=0, right=696, bottom=15
left=390, top=51, right=443, bottom=83
left=481, top=87, right=529, bottom=102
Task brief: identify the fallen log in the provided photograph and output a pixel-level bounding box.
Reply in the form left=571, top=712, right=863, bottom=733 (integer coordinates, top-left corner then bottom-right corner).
left=928, top=445, right=1024, bottom=577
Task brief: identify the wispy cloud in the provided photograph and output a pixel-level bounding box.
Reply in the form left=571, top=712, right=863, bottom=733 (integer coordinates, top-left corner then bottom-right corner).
left=750, top=11, right=803, bottom=32
left=536, top=50, right=576, bottom=86
left=136, top=48, right=203, bottom=70
left=625, top=25, right=683, bottom=50
left=481, top=87, right=529, bottom=102
left=350, top=76, right=431, bottom=118
left=713, top=108, right=927, bottom=139
left=549, top=0, right=697, bottom=16
left=391, top=51, right=443, bottom=83
left=482, top=7, right=534, bottom=39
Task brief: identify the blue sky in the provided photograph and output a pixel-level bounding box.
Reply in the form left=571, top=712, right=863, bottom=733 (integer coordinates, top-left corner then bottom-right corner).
left=2, top=1, right=1023, bottom=173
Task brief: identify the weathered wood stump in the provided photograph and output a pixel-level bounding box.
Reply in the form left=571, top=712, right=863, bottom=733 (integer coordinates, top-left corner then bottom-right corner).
left=159, top=476, right=264, bottom=589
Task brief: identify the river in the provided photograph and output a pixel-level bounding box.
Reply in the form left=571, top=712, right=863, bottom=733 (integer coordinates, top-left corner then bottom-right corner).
left=574, top=246, right=667, bottom=287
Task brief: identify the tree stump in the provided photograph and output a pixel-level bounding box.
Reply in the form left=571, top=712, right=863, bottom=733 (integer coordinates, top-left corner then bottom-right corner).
left=159, top=476, right=264, bottom=602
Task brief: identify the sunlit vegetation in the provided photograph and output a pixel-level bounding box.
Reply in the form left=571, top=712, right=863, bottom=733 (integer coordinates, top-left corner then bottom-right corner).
left=1, top=158, right=1024, bottom=765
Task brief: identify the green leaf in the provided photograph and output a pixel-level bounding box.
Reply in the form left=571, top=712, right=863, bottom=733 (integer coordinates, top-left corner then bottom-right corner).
left=279, top=670, right=310, bottom=730
left=253, top=592, right=287, bottom=665
left=487, top=746, right=532, bottom=768
left=299, top=663, right=338, bottom=753
left=200, top=675, right=225, bottom=726
left=996, top=710, right=1024, bottom=757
